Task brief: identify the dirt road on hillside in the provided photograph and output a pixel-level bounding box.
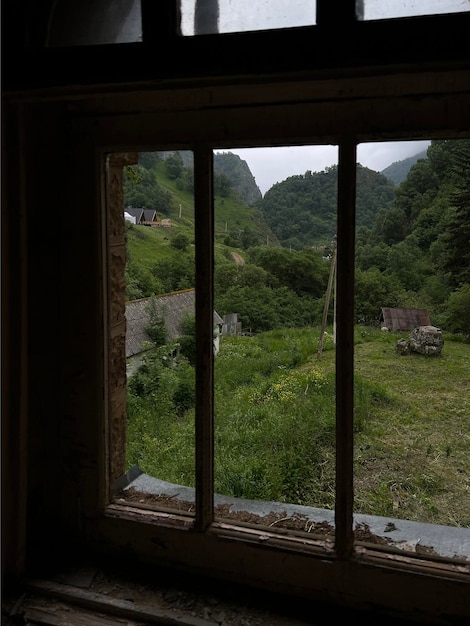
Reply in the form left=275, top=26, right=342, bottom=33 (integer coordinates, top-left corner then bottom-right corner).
left=231, top=252, right=245, bottom=265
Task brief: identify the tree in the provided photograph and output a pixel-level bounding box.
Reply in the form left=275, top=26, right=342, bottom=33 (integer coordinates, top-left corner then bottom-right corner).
left=248, top=247, right=328, bottom=298
left=165, top=152, right=184, bottom=179
left=170, top=233, right=190, bottom=252
left=215, top=284, right=316, bottom=333
left=145, top=297, right=168, bottom=346
left=124, top=164, right=173, bottom=213
left=354, top=268, right=401, bottom=324
left=356, top=241, right=390, bottom=272
left=438, top=141, right=470, bottom=287
left=139, top=152, right=161, bottom=170
left=152, top=254, right=195, bottom=293
left=125, top=264, right=163, bottom=300
left=371, top=207, right=407, bottom=246
left=394, top=158, right=439, bottom=230
left=214, top=264, right=272, bottom=296
left=240, top=227, right=261, bottom=250
left=384, top=235, right=427, bottom=292
left=178, top=313, right=196, bottom=366
left=445, top=285, right=470, bottom=338
left=214, top=172, right=232, bottom=197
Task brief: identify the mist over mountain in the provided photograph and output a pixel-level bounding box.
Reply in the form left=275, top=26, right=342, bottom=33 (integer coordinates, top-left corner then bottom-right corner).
left=380, top=149, right=428, bottom=185
left=214, top=152, right=263, bottom=205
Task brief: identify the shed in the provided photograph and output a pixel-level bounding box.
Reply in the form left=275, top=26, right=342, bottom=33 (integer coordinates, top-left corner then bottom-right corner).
left=380, top=307, right=431, bottom=331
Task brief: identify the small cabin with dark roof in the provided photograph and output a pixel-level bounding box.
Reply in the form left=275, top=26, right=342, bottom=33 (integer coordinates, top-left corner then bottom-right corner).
left=125, top=207, right=158, bottom=225
left=380, top=307, right=431, bottom=331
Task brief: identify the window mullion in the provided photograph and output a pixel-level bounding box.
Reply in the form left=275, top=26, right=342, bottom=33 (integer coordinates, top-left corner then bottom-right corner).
left=141, top=0, right=181, bottom=41
left=334, top=138, right=356, bottom=559
left=316, top=0, right=360, bottom=25
left=194, top=145, right=215, bottom=531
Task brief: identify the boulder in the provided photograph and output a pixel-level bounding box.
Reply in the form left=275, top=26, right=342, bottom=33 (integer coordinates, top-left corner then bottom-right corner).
left=396, top=325, right=443, bottom=356
left=395, top=338, right=411, bottom=355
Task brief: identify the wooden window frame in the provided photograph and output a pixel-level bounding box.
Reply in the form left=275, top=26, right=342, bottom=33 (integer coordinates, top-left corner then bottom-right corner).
left=97, top=128, right=469, bottom=621
left=6, top=1, right=469, bottom=620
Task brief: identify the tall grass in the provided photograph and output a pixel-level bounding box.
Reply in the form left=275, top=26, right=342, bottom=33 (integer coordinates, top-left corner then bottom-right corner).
left=126, top=325, right=470, bottom=527
left=214, top=330, right=336, bottom=505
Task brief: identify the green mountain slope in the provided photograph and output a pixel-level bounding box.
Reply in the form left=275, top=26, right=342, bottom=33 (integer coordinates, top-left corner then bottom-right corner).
left=123, top=151, right=280, bottom=301
left=380, top=149, right=428, bottom=185
left=256, top=164, right=396, bottom=249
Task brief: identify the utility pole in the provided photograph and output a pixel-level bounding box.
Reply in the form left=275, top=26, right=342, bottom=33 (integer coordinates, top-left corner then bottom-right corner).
left=317, top=239, right=337, bottom=358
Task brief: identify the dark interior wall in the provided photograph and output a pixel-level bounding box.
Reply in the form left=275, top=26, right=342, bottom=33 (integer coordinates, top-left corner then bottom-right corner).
left=2, top=102, right=29, bottom=582
left=0, top=100, right=107, bottom=575
left=1, top=0, right=54, bottom=48
left=24, top=102, right=65, bottom=567
left=2, top=2, right=470, bottom=621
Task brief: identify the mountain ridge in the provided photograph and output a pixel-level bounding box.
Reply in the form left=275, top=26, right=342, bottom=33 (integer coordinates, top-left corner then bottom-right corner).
left=380, top=149, right=428, bottom=185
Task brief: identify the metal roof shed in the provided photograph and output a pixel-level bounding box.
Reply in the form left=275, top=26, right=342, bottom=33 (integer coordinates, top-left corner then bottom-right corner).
left=380, top=307, right=431, bottom=331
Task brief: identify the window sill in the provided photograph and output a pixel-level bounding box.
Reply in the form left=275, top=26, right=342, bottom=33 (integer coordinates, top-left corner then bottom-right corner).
left=111, top=470, right=470, bottom=565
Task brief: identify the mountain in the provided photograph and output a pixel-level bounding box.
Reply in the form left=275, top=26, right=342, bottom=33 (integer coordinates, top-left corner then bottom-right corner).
left=214, top=152, right=263, bottom=205
left=380, top=149, right=428, bottom=185
left=159, top=150, right=262, bottom=206
left=256, top=164, right=396, bottom=249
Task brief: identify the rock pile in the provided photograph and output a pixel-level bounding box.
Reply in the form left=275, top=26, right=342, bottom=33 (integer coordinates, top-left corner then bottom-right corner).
left=396, top=325, right=443, bottom=356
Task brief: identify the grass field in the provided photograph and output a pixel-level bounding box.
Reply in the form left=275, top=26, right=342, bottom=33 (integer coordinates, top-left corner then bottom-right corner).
left=126, top=325, right=470, bottom=528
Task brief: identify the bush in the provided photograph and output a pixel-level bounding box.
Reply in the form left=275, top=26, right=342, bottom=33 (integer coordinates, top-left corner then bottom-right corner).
left=172, top=380, right=195, bottom=416
left=170, top=233, right=190, bottom=252
left=145, top=297, right=168, bottom=346
left=445, top=284, right=470, bottom=338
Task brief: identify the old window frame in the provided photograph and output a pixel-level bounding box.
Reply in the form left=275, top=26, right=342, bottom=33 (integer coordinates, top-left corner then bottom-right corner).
left=45, top=2, right=470, bottom=619
left=109, top=140, right=356, bottom=553
left=98, top=132, right=469, bottom=616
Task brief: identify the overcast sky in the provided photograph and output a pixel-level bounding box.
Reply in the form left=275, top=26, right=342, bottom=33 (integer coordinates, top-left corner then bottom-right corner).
left=181, top=1, right=467, bottom=34
left=103, top=0, right=470, bottom=42
left=218, top=141, right=431, bottom=195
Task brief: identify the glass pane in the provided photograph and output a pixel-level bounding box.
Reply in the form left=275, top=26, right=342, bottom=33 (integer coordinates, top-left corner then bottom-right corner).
left=48, top=0, right=142, bottom=47
left=354, top=139, right=470, bottom=561
left=361, top=0, right=470, bottom=21
left=181, top=0, right=316, bottom=35
left=118, top=150, right=196, bottom=513
left=212, top=145, right=337, bottom=543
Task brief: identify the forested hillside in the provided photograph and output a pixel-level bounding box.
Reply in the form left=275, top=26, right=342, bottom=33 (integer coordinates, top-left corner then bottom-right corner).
left=380, top=149, right=428, bottom=185
left=124, top=140, right=470, bottom=338
left=355, top=139, right=470, bottom=333
left=256, top=164, right=396, bottom=249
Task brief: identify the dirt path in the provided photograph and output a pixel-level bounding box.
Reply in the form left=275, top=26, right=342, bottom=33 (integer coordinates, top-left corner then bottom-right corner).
left=231, top=252, right=245, bottom=265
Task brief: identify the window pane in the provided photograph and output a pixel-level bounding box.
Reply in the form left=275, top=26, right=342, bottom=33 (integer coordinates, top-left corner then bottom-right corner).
left=212, top=145, right=337, bottom=541
left=181, top=0, right=316, bottom=35
left=119, top=151, right=196, bottom=513
left=354, top=139, right=470, bottom=561
left=361, top=0, right=470, bottom=21
left=111, top=141, right=470, bottom=561
left=48, top=0, right=142, bottom=47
